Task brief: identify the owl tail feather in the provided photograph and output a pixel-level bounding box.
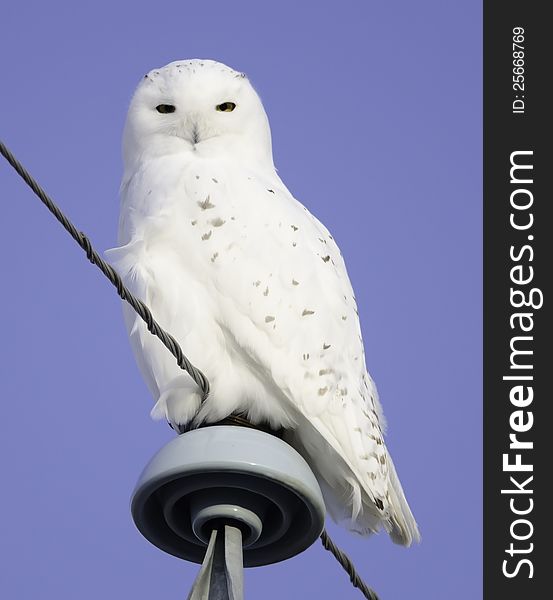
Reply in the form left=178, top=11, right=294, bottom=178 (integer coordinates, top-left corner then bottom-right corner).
left=289, top=417, right=420, bottom=546
left=338, top=469, right=420, bottom=546
left=383, top=456, right=421, bottom=546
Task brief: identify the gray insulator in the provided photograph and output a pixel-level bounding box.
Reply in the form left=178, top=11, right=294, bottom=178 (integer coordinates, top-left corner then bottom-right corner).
left=131, top=425, right=326, bottom=567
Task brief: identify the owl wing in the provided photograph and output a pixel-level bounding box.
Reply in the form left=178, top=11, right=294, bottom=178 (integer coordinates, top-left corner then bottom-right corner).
left=199, top=169, right=419, bottom=544
left=105, top=166, right=202, bottom=414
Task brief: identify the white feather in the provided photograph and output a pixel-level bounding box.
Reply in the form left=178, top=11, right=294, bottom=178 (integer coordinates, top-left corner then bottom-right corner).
left=109, top=59, right=419, bottom=545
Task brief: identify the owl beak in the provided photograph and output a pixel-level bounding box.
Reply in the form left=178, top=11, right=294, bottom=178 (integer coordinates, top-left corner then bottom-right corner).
left=182, top=126, right=199, bottom=145
left=183, top=115, right=200, bottom=145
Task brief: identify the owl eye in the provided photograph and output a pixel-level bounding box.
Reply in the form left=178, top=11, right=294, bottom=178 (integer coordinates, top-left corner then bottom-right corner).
left=156, top=104, right=176, bottom=114
left=216, top=102, right=236, bottom=112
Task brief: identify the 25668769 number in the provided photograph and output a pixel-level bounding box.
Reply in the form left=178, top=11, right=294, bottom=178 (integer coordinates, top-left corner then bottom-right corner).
left=512, top=27, right=525, bottom=114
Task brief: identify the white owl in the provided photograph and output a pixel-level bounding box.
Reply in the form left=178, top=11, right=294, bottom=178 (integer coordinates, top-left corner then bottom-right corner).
left=107, top=59, right=419, bottom=546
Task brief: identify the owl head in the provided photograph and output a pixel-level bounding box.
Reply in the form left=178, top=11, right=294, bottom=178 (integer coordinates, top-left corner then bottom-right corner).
left=123, top=59, right=273, bottom=169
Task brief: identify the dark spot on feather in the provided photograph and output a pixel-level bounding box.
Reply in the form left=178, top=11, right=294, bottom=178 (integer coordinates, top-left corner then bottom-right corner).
left=201, top=231, right=212, bottom=240
left=198, top=196, right=215, bottom=210
left=322, top=255, right=331, bottom=263
left=302, top=309, right=315, bottom=316
left=265, top=315, right=275, bottom=323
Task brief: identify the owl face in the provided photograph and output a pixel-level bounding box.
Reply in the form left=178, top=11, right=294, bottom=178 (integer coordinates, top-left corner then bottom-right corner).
left=123, top=59, right=272, bottom=166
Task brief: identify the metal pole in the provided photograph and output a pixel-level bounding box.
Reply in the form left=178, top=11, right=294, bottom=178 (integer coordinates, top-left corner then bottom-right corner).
left=188, top=526, right=244, bottom=600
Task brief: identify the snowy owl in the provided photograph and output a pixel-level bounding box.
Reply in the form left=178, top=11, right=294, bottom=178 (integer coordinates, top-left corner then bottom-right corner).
left=107, top=59, right=419, bottom=545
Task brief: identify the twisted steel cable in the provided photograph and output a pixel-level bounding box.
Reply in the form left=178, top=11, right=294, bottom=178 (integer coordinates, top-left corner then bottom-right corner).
left=1, top=139, right=380, bottom=600
left=320, top=530, right=380, bottom=600
left=0, top=139, right=210, bottom=399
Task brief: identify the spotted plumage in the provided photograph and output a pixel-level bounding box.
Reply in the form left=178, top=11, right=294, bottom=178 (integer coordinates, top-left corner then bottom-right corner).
left=107, top=59, right=419, bottom=545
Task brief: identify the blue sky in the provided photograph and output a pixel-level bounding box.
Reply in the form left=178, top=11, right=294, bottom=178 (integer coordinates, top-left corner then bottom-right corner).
left=0, top=2, right=482, bottom=598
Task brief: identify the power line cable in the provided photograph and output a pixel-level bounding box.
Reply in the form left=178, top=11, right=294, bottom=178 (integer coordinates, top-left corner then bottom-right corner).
left=320, top=529, right=379, bottom=600
left=0, top=140, right=210, bottom=399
